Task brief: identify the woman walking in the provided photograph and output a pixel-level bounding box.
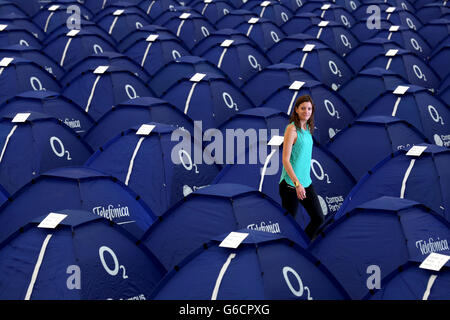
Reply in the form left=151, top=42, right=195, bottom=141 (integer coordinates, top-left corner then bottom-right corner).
left=279, top=95, right=324, bottom=240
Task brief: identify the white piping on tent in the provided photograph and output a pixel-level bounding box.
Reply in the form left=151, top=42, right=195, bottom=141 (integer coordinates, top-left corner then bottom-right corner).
left=125, top=136, right=145, bottom=185
left=147, top=0, right=156, bottom=15
left=0, top=125, right=17, bottom=163
left=85, top=75, right=102, bottom=113
left=109, top=16, right=120, bottom=35
left=217, top=48, right=228, bottom=68
left=25, top=234, right=53, bottom=300
left=287, top=90, right=299, bottom=115
left=259, top=149, right=277, bottom=192
left=211, top=253, right=236, bottom=300
left=141, top=42, right=153, bottom=67
left=400, top=159, right=415, bottom=198
left=44, top=12, right=55, bottom=33
left=184, top=82, right=198, bottom=114
left=60, top=37, right=73, bottom=67
left=177, top=20, right=186, bottom=37
left=391, top=96, right=402, bottom=116
left=422, top=274, right=438, bottom=300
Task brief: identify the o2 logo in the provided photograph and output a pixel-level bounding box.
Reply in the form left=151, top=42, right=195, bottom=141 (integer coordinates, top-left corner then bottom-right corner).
left=99, top=246, right=128, bottom=279
left=282, top=266, right=313, bottom=300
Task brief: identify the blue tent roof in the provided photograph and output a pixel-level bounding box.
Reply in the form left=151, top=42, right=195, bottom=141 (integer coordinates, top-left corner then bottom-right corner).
left=0, top=209, right=166, bottom=300
left=0, top=166, right=157, bottom=243
left=140, top=183, right=310, bottom=270
left=150, top=229, right=350, bottom=300
left=310, top=196, right=450, bottom=300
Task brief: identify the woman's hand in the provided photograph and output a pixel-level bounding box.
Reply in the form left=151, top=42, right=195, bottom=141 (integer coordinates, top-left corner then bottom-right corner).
left=296, top=184, right=306, bottom=200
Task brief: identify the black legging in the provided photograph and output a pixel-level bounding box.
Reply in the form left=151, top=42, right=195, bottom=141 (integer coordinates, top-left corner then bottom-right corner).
left=279, top=179, right=324, bottom=240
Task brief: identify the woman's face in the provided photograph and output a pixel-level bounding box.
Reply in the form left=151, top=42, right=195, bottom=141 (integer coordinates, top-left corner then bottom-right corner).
left=296, top=101, right=313, bottom=122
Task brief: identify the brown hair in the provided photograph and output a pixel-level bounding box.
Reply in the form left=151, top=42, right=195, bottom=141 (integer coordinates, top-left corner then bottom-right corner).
left=288, top=94, right=315, bottom=135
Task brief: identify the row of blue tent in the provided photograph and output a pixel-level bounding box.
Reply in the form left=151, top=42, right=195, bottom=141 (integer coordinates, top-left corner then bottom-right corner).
left=0, top=0, right=448, bottom=300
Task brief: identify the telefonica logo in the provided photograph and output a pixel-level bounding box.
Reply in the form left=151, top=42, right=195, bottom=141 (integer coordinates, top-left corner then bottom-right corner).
left=415, top=237, right=449, bottom=255
left=247, top=221, right=281, bottom=234
left=92, top=204, right=130, bottom=221
left=64, top=118, right=81, bottom=129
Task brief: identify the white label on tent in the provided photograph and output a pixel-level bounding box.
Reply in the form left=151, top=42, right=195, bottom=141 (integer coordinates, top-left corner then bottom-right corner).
left=136, top=124, right=155, bottom=136
left=94, top=66, right=109, bottom=74
left=0, top=57, right=13, bottom=67
left=38, top=213, right=68, bottom=229
left=419, top=253, right=450, bottom=272
left=221, top=39, right=234, bottom=47
left=385, top=49, right=398, bottom=57
left=179, top=13, right=191, bottom=19
left=146, top=34, right=159, bottom=42
left=67, top=29, right=80, bottom=37
left=303, top=44, right=315, bottom=52
left=386, top=7, right=396, bottom=13
left=393, top=85, right=409, bottom=95
left=113, top=9, right=124, bottom=16
left=0, top=24, right=7, bottom=31
left=248, top=17, right=260, bottom=24
left=406, top=145, right=427, bottom=157
left=389, top=25, right=400, bottom=32
left=48, top=5, right=60, bottom=11
left=261, top=1, right=271, bottom=6
left=321, top=4, right=331, bottom=9
left=289, top=81, right=305, bottom=90
left=219, top=232, right=249, bottom=249
left=318, top=21, right=329, bottom=27
left=204, top=0, right=213, bottom=3
left=190, top=73, right=206, bottom=82
left=268, top=135, right=284, bottom=146
left=12, top=112, right=30, bottom=123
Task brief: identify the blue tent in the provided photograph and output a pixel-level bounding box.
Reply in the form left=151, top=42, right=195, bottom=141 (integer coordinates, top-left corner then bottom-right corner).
left=161, top=72, right=254, bottom=130
left=281, top=42, right=355, bottom=91
left=202, top=38, right=271, bottom=88
left=0, top=209, right=166, bottom=300
left=191, top=0, right=236, bottom=25
left=332, top=0, right=360, bottom=13
left=260, top=79, right=356, bottom=145
left=213, top=135, right=356, bottom=222
left=429, top=42, right=450, bottom=81
left=338, top=67, right=407, bottom=115
left=162, top=11, right=216, bottom=50
left=310, top=196, right=450, bottom=300
left=382, top=8, right=424, bottom=31
left=363, top=262, right=450, bottom=300
left=326, top=115, right=429, bottom=181
left=95, top=6, right=151, bottom=43
left=149, top=55, right=227, bottom=97
left=32, top=3, right=94, bottom=35
left=41, top=19, right=117, bottom=49
left=116, top=24, right=177, bottom=52
left=0, top=112, right=93, bottom=195
left=279, top=0, right=305, bottom=13
left=311, top=4, right=356, bottom=29
left=0, top=57, right=62, bottom=105
left=0, top=1, right=32, bottom=17
left=280, top=13, right=322, bottom=36
left=335, top=144, right=450, bottom=222
left=361, top=49, right=441, bottom=91
left=266, top=33, right=327, bottom=63
left=351, top=3, right=392, bottom=21
left=418, top=18, right=450, bottom=49
left=294, top=0, right=333, bottom=15
left=150, top=229, right=350, bottom=300
left=43, top=30, right=118, bottom=71
left=439, top=74, right=450, bottom=105
left=241, top=1, right=293, bottom=27
left=303, top=20, right=360, bottom=57
left=93, top=1, right=148, bottom=22
left=350, top=19, right=394, bottom=43
left=151, top=5, right=196, bottom=27
left=0, top=44, right=65, bottom=80
left=124, top=33, right=190, bottom=77
left=373, top=26, right=433, bottom=60
left=82, top=97, right=196, bottom=150
left=0, top=24, right=42, bottom=49
left=62, top=65, right=155, bottom=121
left=140, top=183, right=310, bottom=270
left=242, top=63, right=316, bottom=106
left=0, top=90, right=95, bottom=136
left=60, top=51, right=151, bottom=86
left=0, top=13, right=45, bottom=41
left=0, top=166, right=157, bottom=243
left=191, top=28, right=254, bottom=56
left=86, top=122, right=221, bottom=216
left=235, top=17, right=286, bottom=53
left=345, top=38, right=402, bottom=73
left=215, top=9, right=258, bottom=29
left=139, top=0, right=184, bottom=22
left=416, top=3, right=450, bottom=24
left=358, top=85, right=450, bottom=145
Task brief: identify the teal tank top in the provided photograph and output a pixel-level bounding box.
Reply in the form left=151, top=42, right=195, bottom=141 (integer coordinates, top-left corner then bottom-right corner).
left=279, top=122, right=313, bottom=188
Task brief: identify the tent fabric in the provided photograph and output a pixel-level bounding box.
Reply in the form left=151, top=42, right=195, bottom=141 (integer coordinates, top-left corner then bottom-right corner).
left=0, top=166, right=157, bottom=243
left=85, top=122, right=221, bottom=216
left=150, top=229, right=350, bottom=300
left=140, top=183, right=310, bottom=270
left=310, top=196, right=450, bottom=300
left=0, top=209, right=166, bottom=300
